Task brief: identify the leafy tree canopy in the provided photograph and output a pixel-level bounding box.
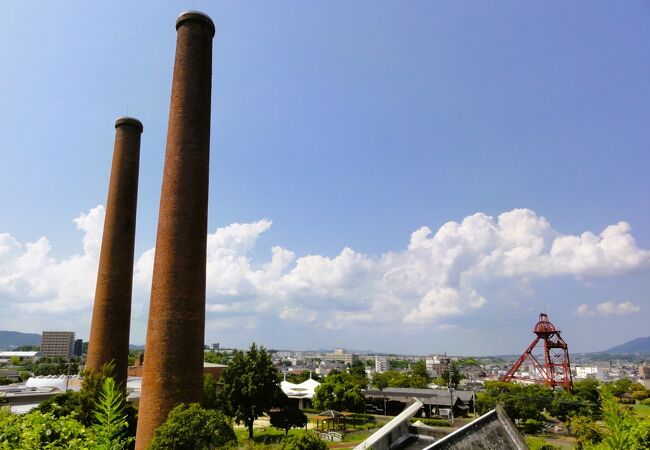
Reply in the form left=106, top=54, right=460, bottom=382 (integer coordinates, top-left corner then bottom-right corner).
left=148, top=403, right=236, bottom=450
left=270, top=407, right=308, bottom=435
left=441, top=362, right=461, bottom=388
left=218, top=343, right=286, bottom=439
left=312, top=372, right=364, bottom=413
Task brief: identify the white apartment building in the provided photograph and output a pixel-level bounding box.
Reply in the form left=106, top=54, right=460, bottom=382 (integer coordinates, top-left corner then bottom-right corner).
left=375, top=356, right=390, bottom=373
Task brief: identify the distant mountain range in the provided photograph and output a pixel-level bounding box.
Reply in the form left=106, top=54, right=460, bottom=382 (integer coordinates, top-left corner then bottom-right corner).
left=0, top=330, right=41, bottom=348
left=605, top=337, right=650, bottom=354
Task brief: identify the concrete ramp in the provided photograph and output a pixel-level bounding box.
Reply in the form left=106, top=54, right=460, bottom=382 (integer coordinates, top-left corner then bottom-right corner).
left=423, top=405, right=528, bottom=450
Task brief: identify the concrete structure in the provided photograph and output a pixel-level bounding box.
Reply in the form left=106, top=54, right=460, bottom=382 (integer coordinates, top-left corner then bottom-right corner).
left=376, top=356, right=390, bottom=373
left=354, top=399, right=425, bottom=450
left=135, top=11, right=215, bottom=450
left=40, top=331, right=75, bottom=358
left=575, top=366, right=599, bottom=379
left=426, top=355, right=451, bottom=377
left=73, top=339, right=83, bottom=357
left=355, top=403, right=527, bottom=450
left=424, top=405, right=528, bottom=449
left=325, top=349, right=359, bottom=365
left=281, top=377, right=320, bottom=410
left=86, top=117, right=143, bottom=389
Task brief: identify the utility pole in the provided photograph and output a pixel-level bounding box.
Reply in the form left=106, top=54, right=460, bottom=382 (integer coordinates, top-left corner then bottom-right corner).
left=65, top=362, right=75, bottom=392
left=447, top=359, right=454, bottom=426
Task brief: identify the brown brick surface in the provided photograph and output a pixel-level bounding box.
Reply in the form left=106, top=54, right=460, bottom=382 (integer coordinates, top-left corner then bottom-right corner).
left=135, top=11, right=214, bottom=450
left=86, top=117, right=143, bottom=389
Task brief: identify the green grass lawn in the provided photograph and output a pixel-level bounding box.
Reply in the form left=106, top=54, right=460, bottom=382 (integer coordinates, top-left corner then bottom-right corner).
left=632, top=404, right=650, bottom=418
left=525, top=435, right=574, bottom=450
left=232, top=425, right=376, bottom=449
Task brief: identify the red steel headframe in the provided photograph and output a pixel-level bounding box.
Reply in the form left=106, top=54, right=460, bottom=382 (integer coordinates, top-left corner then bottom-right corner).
left=501, top=313, right=573, bottom=391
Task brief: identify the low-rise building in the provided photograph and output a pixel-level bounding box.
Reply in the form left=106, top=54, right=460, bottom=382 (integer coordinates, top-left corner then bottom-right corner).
left=324, top=349, right=358, bottom=365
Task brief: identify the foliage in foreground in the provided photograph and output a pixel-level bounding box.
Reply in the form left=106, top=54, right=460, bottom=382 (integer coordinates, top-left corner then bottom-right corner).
left=148, top=403, right=236, bottom=450
left=93, top=378, right=132, bottom=450
left=570, top=391, right=650, bottom=450
left=0, top=375, right=132, bottom=450
left=278, top=431, right=327, bottom=450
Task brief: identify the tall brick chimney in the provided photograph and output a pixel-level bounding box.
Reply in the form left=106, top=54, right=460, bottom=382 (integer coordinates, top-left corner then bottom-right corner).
left=135, top=11, right=214, bottom=449
left=87, top=117, right=143, bottom=389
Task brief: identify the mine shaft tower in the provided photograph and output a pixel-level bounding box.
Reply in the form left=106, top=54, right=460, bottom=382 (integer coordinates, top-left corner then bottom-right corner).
left=502, top=313, right=573, bottom=391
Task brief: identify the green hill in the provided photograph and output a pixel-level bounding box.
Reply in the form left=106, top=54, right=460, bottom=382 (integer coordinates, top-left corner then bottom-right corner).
left=0, top=330, right=41, bottom=349
left=605, top=336, right=650, bottom=354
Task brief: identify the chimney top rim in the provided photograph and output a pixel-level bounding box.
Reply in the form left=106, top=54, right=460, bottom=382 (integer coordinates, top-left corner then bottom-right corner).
left=115, top=117, right=144, bottom=133
left=176, top=11, right=215, bottom=36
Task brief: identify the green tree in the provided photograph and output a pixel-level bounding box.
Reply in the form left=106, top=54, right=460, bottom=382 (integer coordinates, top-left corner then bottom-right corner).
left=148, top=403, right=236, bottom=450
left=218, top=343, right=286, bottom=439
left=372, top=372, right=389, bottom=391
left=279, top=431, right=327, bottom=450
left=371, top=372, right=389, bottom=414
left=348, top=360, right=368, bottom=385
left=204, top=350, right=232, bottom=365
left=441, top=363, right=461, bottom=388
left=382, top=370, right=411, bottom=388
left=569, top=415, right=603, bottom=449
left=549, top=389, right=583, bottom=422
left=202, top=373, right=220, bottom=410
left=287, top=370, right=319, bottom=384
left=312, top=372, right=364, bottom=412
left=93, top=377, right=132, bottom=450
left=410, top=361, right=430, bottom=388
left=478, top=382, right=553, bottom=423
left=12, top=345, right=39, bottom=352
left=270, top=407, right=308, bottom=434
left=573, top=379, right=602, bottom=419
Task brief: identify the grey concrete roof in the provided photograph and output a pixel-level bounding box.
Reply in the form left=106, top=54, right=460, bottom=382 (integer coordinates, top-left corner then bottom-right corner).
left=423, top=405, right=528, bottom=450
left=363, top=388, right=474, bottom=406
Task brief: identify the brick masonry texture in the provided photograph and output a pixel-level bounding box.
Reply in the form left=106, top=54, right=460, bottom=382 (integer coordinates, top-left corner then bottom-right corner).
left=87, top=117, right=143, bottom=390
left=134, top=12, right=215, bottom=450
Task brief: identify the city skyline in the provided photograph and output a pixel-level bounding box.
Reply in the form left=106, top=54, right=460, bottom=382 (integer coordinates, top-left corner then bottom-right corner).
left=0, top=1, right=648, bottom=355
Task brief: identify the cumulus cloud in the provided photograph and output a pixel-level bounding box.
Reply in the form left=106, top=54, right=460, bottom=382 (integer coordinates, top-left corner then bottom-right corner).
left=0, top=206, right=649, bottom=336
left=576, top=301, right=641, bottom=316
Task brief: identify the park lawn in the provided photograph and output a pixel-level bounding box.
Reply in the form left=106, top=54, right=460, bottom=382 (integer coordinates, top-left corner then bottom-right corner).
left=632, top=404, right=650, bottom=418
left=525, top=435, right=574, bottom=449
left=234, top=426, right=309, bottom=446
left=232, top=426, right=376, bottom=449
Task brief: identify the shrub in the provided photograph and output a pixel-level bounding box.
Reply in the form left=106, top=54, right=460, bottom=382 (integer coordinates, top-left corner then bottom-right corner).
left=148, top=403, right=236, bottom=450
left=270, top=407, right=308, bottom=434
left=279, top=431, right=327, bottom=450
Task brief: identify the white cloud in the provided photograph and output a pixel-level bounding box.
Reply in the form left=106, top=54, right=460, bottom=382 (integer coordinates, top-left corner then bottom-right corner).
left=596, top=301, right=640, bottom=316
left=575, top=304, right=591, bottom=316
left=576, top=301, right=640, bottom=316
left=0, top=206, right=648, bottom=337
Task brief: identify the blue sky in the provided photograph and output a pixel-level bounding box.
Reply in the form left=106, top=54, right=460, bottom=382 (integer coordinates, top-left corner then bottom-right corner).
left=0, top=1, right=648, bottom=355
